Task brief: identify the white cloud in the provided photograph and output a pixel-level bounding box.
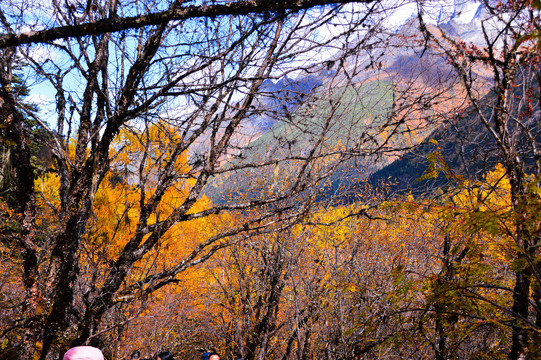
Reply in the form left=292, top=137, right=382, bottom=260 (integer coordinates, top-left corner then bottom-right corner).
left=28, top=45, right=58, bottom=62
left=26, top=93, right=52, bottom=106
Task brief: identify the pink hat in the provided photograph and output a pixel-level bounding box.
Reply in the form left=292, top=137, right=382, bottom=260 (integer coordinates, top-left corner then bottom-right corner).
left=63, top=346, right=104, bottom=360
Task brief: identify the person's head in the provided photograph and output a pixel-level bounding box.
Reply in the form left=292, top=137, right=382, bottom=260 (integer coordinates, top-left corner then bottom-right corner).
left=156, top=351, right=175, bottom=360
left=208, top=352, right=220, bottom=360
left=131, top=350, right=141, bottom=360
left=63, top=346, right=104, bottom=360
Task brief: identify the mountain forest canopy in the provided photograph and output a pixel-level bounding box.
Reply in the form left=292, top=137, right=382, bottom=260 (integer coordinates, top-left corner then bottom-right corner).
left=1, top=0, right=541, bottom=359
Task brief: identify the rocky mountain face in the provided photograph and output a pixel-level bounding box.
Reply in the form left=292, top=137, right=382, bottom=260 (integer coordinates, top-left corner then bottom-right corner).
left=239, top=1, right=492, bottom=140
left=205, top=1, right=509, bottom=203
left=245, top=75, right=326, bottom=134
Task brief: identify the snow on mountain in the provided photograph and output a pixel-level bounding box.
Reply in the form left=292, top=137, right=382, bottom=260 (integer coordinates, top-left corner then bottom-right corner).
left=389, top=1, right=491, bottom=47
left=453, top=1, right=483, bottom=24
left=388, top=1, right=484, bottom=28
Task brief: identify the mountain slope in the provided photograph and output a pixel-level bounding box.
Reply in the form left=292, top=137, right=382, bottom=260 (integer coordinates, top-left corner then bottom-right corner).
left=203, top=1, right=507, bottom=203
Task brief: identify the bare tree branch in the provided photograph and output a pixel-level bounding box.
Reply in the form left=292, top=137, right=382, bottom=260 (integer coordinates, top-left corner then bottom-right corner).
left=0, top=0, right=374, bottom=49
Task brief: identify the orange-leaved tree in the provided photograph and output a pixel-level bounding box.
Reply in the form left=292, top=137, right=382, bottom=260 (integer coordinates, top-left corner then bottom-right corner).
left=415, top=0, right=541, bottom=357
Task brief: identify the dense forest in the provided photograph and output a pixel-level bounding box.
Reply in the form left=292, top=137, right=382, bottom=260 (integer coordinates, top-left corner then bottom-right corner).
left=1, top=0, right=541, bottom=359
